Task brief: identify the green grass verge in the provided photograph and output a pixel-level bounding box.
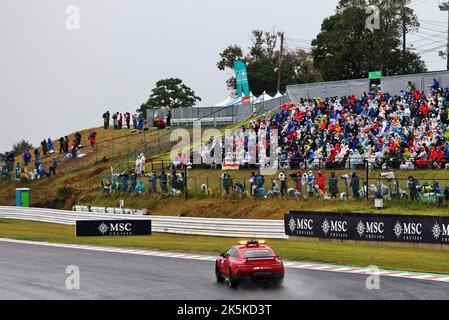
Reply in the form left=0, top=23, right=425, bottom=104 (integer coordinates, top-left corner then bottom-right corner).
left=2, top=219, right=449, bottom=275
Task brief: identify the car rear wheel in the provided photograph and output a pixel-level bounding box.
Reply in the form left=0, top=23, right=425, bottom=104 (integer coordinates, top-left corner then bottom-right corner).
left=228, top=268, right=238, bottom=288
left=216, top=265, right=225, bottom=283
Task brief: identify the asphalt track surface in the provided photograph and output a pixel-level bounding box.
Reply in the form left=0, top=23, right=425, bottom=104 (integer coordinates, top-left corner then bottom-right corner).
left=1, top=241, right=449, bottom=300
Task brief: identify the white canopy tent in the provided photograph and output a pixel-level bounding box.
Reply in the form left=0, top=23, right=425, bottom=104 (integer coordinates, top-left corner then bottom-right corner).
left=214, top=96, right=236, bottom=107
left=273, top=91, right=284, bottom=99
left=254, top=91, right=273, bottom=104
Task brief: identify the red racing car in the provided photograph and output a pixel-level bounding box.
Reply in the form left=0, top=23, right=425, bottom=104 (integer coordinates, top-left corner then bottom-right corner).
left=215, top=240, right=284, bottom=288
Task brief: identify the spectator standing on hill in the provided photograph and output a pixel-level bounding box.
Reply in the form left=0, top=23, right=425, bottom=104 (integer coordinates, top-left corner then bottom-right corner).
left=279, top=171, right=287, bottom=196
left=41, top=140, right=48, bottom=156
left=34, top=148, right=40, bottom=162
left=59, top=137, right=64, bottom=154
left=407, top=176, right=418, bottom=201
left=306, top=171, right=315, bottom=197
left=137, top=113, right=144, bottom=130
left=139, top=153, right=146, bottom=175
left=88, top=132, right=97, bottom=148
left=249, top=171, right=256, bottom=196
left=329, top=172, right=338, bottom=199
left=64, top=136, right=69, bottom=153
left=316, top=171, right=326, bottom=194
left=135, top=156, right=141, bottom=175
left=118, top=113, right=123, bottom=130
left=150, top=172, right=158, bottom=193
left=166, top=110, right=172, bottom=128
left=255, top=172, right=265, bottom=189
left=112, top=112, right=118, bottom=130
left=222, top=171, right=232, bottom=194
left=160, top=171, right=168, bottom=193
left=125, top=112, right=131, bottom=129
left=132, top=113, right=138, bottom=129
left=350, top=172, right=360, bottom=199
left=103, top=111, right=110, bottom=129
left=292, top=170, right=303, bottom=194
left=47, top=138, right=54, bottom=153
left=49, top=159, right=57, bottom=176
left=75, top=132, right=82, bottom=147
left=23, top=150, right=31, bottom=165
left=129, top=173, right=136, bottom=192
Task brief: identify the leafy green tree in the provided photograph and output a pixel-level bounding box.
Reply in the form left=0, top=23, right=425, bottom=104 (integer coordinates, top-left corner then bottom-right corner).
left=12, top=139, right=34, bottom=155
left=139, top=78, right=201, bottom=113
left=312, top=0, right=426, bottom=81
left=217, top=30, right=321, bottom=97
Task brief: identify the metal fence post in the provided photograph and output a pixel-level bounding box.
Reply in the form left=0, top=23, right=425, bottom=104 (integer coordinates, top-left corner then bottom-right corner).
left=157, top=129, right=161, bottom=154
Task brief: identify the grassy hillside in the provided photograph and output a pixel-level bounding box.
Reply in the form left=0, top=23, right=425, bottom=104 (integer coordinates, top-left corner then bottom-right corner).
left=2, top=123, right=449, bottom=218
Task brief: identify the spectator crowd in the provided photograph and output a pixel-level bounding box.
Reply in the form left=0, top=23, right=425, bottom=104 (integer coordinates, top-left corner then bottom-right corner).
left=172, top=79, right=449, bottom=171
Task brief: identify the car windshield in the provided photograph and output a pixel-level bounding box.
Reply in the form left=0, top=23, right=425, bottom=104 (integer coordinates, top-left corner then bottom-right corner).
left=242, top=249, right=273, bottom=259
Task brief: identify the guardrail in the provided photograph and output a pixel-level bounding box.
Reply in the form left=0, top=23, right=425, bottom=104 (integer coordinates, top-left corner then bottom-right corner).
left=0, top=206, right=287, bottom=239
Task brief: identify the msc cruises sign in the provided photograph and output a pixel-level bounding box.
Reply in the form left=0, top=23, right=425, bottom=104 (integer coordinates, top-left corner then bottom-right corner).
left=76, top=220, right=152, bottom=237
left=285, top=211, right=449, bottom=244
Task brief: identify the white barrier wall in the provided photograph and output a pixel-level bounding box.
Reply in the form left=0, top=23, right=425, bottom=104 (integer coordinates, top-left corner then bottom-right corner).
left=0, top=206, right=287, bottom=239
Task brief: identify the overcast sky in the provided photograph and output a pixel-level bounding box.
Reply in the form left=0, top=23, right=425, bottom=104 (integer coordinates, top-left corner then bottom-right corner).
left=0, top=0, right=446, bottom=152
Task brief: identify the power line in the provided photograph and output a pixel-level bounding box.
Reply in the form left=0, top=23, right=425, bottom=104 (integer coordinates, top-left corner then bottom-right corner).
left=418, top=25, right=448, bottom=33
left=417, top=44, right=446, bottom=55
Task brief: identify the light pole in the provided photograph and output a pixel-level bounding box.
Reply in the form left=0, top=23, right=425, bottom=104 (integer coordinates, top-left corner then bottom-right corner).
left=439, top=1, right=449, bottom=71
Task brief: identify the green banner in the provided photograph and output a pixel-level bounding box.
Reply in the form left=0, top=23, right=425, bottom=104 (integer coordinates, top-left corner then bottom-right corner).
left=369, top=71, right=382, bottom=79
left=234, top=60, right=250, bottom=97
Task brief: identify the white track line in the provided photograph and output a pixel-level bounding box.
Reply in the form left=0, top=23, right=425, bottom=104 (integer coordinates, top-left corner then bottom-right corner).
left=1, top=238, right=449, bottom=283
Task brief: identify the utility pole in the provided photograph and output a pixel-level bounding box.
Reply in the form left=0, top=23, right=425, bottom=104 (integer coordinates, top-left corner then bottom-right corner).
left=402, top=14, right=406, bottom=74
left=439, top=1, right=449, bottom=71
left=277, top=32, right=284, bottom=93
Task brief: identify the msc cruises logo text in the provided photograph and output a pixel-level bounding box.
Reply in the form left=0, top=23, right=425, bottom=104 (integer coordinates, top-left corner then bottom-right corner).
left=288, top=217, right=313, bottom=236
left=393, top=221, right=422, bottom=241
left=356, top=221, right=385, bottom=240
left=322, top=219, right=347, bottom=238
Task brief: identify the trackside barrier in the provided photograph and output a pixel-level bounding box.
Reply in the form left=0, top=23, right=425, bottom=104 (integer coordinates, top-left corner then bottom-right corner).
left=0, top=206, right=287, bottom=239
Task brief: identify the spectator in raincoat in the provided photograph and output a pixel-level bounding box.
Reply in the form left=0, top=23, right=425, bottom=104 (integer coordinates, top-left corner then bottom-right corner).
left=279, top=171, right=287, bottom=196
left=112, top=112, right=118, bottom=129
left=316, top=171, right=326, bottom=194
left=306, top=171, right=315, bottom=197
left=103, top=111, right=110, bottom=129
left=49, top=159, right=57, bottom=176
left=125, top=112, right=131, bottom=129
left=150, top=172, right=158, bottom=193
left=222, top=171, right=232, bottom=194
left=41, top=140, right=48, bottom=155
left=47, top=138, right=54, bottom=153
left=118, top=113, right=123, bottom=130
left=59, top=137, right=64, bottom=154
left=88, top=132, right=97, bottom=148
left=34, top=148, right=40, bottom=162
left=329, top=172, right=338, bottom=199
left=159, top=171, right=168, bottom=193
left=64, top=136, right=69, bottom=153
left=350, top=172, right=360, bottom=199
left=23, top=150, right=31, bottom=165
left=74, top=132, right=82, bottom=147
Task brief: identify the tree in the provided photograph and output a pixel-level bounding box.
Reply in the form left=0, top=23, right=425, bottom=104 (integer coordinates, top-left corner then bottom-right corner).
left=217, top=30, right=321, bottom=97
left=312, top=0, right=427, bottom=81
left=139, top=78, right=201, bottom=113
left=12, top=139, right=34, bottom=155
